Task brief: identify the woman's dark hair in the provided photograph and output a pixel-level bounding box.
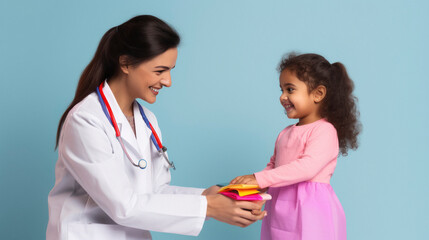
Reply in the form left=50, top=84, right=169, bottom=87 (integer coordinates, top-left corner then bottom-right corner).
left=278, top=53, right=361, bottom=156
left=55, top=15, right=180, bottom=148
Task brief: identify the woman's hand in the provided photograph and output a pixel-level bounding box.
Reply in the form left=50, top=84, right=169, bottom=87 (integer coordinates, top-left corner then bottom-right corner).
left=230, top=174, right=258, bottom=185
left=202, top=185, right=221, bottom=195
left=206, top=194, right=266, bottom=227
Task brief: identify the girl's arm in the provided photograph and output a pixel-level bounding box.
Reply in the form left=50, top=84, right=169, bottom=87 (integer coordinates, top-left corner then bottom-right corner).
left=263, top=154, right=276, bottom=171
left=254, top=123, right=339, bottom=188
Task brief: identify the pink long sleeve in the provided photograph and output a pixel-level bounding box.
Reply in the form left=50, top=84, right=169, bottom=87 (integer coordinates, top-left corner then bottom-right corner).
left=254, top=119, right=339, bottom=189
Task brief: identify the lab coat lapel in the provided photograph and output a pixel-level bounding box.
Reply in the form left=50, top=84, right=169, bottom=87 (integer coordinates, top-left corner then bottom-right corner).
left=102, top=82, right=140, bottom=156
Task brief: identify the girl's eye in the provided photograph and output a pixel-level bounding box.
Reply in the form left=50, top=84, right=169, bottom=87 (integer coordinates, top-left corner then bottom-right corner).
left=287, top=88, right=294, bottom=93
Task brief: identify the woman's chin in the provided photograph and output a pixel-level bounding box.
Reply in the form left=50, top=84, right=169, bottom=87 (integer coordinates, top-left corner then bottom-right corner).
left=140, top=96, right=156, bottom=104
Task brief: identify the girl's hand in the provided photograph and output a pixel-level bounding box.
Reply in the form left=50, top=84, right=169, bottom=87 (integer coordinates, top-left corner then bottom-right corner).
left=230, top=174, right=258, bottom=185
left=206, top=194, right=266, bottom=227
left=202, top=185, right=221, bottom=195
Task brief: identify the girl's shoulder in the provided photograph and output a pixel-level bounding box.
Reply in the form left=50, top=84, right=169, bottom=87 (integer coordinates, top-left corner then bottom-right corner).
left=306, top=119, right=338, bottom=143
left=277, top=124, right=294, bottom=135
left=291, top=118, right=335, bottom=132
left=312, top=119, right=337, bottom=134
left=285, top=119, right=337, bottom=139
left=275, top=123, right=297, bottom=142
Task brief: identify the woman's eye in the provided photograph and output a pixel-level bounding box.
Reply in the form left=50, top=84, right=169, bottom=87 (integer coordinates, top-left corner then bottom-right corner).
left=155, top=71, right=164, bottom=75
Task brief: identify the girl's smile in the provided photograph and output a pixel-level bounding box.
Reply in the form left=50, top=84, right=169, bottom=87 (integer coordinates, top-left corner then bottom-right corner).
left=281, top=101, right=295, bottom=113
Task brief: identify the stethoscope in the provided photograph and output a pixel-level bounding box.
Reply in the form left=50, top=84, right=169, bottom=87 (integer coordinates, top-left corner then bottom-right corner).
left=96, top=82, right=176, bottom=170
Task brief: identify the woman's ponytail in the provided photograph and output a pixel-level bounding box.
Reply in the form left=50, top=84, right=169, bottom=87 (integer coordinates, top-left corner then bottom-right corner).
left=55, top=27, right=117, bottom=148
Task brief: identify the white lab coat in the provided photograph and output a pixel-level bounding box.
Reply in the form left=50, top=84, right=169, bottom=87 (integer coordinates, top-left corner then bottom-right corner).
left=47, top=81, right=207, bottom=240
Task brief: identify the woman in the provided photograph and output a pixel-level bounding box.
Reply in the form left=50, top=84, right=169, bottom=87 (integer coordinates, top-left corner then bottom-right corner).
left=47, top=15, right=265, bottom=240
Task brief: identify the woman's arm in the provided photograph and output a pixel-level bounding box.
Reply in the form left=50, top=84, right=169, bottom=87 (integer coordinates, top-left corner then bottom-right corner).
left=61, top=109, right=265, bottom=234
left=60, top=110, right=207, bottom=236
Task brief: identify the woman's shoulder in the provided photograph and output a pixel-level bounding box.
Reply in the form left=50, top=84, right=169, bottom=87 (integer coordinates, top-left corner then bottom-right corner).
left=63, top=93, right=104, bottom=128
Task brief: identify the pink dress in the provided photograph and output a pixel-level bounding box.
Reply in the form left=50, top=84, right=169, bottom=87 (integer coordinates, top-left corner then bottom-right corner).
left=254, top=119, right=346, bottom=240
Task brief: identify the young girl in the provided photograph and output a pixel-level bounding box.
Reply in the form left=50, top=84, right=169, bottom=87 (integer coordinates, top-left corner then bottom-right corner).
left=230, top=53, right=361, bottom=240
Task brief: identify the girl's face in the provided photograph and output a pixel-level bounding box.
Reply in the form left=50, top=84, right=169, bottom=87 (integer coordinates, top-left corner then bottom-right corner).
left=122, top=48, right=178, bottom=104
left=279, top=70, right=322, bottom=125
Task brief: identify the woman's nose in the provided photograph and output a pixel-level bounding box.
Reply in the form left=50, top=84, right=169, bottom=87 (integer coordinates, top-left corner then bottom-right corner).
left=160, top=73, right=172, bottom=87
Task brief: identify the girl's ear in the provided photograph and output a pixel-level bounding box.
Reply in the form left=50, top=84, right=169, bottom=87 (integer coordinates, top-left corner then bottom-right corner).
left=313, top=85, right=327, bottom=103
left=119, top=55, right=129, bottom=74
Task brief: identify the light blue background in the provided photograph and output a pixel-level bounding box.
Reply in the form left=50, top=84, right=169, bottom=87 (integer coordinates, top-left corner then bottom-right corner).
left=1, top=0, right=428, bottom=239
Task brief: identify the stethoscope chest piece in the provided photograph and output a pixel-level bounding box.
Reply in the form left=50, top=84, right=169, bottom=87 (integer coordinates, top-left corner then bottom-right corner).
left=138, top=159, right=148, bottom=169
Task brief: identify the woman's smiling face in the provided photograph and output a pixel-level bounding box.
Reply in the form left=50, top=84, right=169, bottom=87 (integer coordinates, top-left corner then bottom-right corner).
left=122, top=48, right=178, bottom=104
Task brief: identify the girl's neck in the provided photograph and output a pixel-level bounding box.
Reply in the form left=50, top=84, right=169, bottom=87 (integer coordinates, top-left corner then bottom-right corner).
left=298, top=114, right=322, bottom=126
left=108, top=76, right=134, bottom=117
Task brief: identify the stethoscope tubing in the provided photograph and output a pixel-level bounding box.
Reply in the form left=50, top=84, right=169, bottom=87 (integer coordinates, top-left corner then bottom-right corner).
left=96, top=82, right=175, bottom=170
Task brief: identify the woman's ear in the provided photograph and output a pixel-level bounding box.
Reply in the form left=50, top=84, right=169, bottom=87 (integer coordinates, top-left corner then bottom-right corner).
left=119, top=55, right=129, bottom=74
left=313, top=85, right=327, bottom=103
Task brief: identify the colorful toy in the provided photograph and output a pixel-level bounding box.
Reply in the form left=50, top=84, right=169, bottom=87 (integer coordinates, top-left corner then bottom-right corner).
left=218, top=184, right=272, bottom=201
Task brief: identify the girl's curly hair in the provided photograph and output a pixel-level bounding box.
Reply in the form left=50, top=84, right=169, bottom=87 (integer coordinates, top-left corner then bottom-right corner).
left=279, top=53, right=361, bottom=156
